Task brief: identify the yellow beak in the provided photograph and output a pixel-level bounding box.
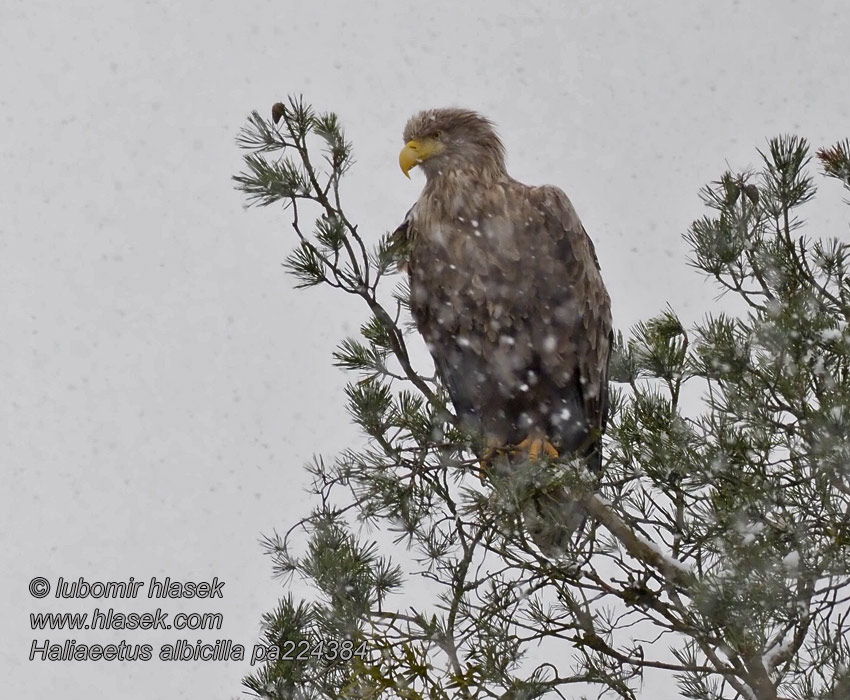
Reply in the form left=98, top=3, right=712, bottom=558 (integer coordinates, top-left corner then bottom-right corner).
left=399, top=138, right=441, bottom=178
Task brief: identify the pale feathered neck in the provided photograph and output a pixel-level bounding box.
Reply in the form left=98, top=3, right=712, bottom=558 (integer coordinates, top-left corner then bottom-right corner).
left=419, top=166, right=510, bottom=220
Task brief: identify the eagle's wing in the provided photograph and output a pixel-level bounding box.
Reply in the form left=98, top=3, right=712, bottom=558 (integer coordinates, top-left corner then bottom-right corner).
left=534, top=185, right=613, bottom=470
left=520, top=185, right=613, bottom=554
left=388, top=205, right=416, bottom=272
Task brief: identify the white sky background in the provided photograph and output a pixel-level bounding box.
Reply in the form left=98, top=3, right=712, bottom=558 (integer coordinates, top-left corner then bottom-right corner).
left=2, top=1, right=849, bottom=697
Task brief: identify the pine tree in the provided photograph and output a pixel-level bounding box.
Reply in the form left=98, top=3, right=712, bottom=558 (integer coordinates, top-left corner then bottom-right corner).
left=234, top=97, right=850, bottom=700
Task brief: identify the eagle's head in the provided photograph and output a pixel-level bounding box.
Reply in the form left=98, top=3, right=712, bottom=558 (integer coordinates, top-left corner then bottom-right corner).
left=399, top=108, right=506, bottom=182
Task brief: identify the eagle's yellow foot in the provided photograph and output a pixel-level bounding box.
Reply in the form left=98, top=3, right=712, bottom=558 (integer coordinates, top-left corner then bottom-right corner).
left=478, top=437, right=558, bottom=481
left=478, top=445, right=507, bottom=482
left=516, top=436, right=559, bottom=461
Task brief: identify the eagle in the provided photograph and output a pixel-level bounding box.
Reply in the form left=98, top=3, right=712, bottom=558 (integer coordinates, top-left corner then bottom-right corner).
left=394, top=108, right=612, bottom=552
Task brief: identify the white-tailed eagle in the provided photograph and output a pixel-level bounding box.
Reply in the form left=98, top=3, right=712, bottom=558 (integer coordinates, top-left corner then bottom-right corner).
left=395, top=108, right=612, bottom=550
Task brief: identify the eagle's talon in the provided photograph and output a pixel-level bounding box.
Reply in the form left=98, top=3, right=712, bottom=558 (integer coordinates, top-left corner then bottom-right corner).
left=478, top=446, right=506, bottom=481
left=516, top=436, right=559, bottom=461
left=478, top=456, right=491, bottom=482
left=479, top=437, right=559, bottom=479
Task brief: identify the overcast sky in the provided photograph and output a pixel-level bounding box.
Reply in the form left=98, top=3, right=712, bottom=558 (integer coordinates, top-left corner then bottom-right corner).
left=2, top=1, right=849, bottom=698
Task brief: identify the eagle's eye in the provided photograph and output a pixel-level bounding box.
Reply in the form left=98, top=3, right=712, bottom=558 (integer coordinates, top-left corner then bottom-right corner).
left=433, top=130, right=443, bottom=140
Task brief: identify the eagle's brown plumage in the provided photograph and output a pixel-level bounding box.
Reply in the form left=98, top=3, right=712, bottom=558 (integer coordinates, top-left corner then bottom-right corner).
left=395, top=108, right=612, bottom=551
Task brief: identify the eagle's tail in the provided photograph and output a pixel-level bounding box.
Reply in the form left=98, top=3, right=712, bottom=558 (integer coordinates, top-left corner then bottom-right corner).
left=524, top=439, right=602, bottom=558
left=523, top=485, right=587, bottom=558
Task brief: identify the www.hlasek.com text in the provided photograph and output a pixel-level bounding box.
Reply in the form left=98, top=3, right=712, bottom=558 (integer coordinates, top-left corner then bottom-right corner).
left=31, top=607, right=223, bottom=631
